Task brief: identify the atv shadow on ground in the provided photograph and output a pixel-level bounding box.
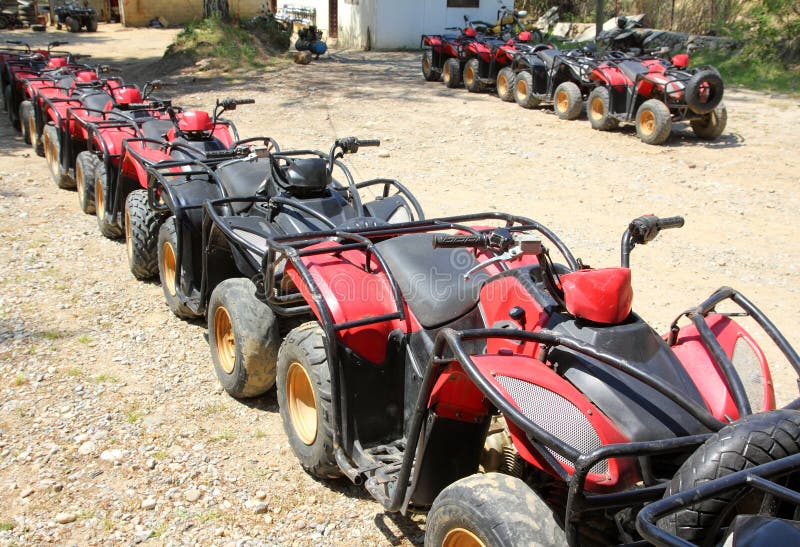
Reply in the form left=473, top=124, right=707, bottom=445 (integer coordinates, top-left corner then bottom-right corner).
left=603, top=121, right=744, bottom=149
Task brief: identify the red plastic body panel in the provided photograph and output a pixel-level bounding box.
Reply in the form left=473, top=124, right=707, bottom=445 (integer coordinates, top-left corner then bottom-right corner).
left=113, top=87, right=142, bottom=105
left=561, top=268, right=633, bottom=324
left=671, top=53, right=689, bottom=68
left=479, top=274, right=549, bottom=356
left=670, top=314, right=775, bottom=419
left=429, top=363, right=490, bottom=422
left=472, top=354, right=636, bottom=491
left=494, top=44, right=515, bottom=65
left=178, top=110, right=213, bottom=132
left=120, top=142, right=176, bottom=187
left=467, top=41, right=492, bottom=63
left=285, top=242, right=421, bottom=364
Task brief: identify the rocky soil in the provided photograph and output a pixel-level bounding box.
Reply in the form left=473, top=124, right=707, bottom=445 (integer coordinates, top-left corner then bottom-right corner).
left=1, top=22, right=799, bottom=546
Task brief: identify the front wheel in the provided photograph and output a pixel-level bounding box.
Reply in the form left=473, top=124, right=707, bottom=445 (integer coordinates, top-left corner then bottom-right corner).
left=19, top=101, right=32, bottom=144
left=75, top=151, right=99, bottom=214
left=496, top=67, right=516, bottom=102
left=554, top=81, right=583, bottom=120
left=94, top=163, right=123, bottom=238
left=208, top=278, right=280, bottom=398
left=157, top=216, right=200, bottom=319
left=443, top=58, right=462, bottom=89
left=425, top=473, right=566, bottom=547
left=125, top=189, right=162, bottom=280
left=67, top=16, right=80, bottom=33
left=636, top=99, right=673, bottom=145
left=514, top=71, right=541, bottom=108
left=690, top=102, right=727, bottom=140
left=463, top=58, right=483, bottom=93
left=43, top=124, right=74, bottom=189
left=277, top=322, right=341, bottom=479
left=87, top=17, right=98, bottom=32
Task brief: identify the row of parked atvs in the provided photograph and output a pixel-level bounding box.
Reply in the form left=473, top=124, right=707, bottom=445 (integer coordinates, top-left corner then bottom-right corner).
left=421, top=23, right=727, bottom=145
left=3, top=39, right=800, bottom=546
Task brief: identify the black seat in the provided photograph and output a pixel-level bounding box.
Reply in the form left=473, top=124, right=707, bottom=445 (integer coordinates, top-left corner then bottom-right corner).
left=81, top=91, right=112, bottom=112
left=140, top=119, right=173, bottom=141
left=278, top=158, right=330, bottom=197
left=536, top=48, right=560, bottom=69
left=619, top=60, right=649, bottom=82
left=216, top=157, right=271, bottom=213
left=375, top=233, right=490, bottom=328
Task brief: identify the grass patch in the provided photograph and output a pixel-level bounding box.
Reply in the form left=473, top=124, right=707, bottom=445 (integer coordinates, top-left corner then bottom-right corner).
left=196, top=509, right=223, bottom=524
left=66, top=367, right=83, bottom=378
left=693, top=50, right=800, bottom=95
left=13, top=374, right=27, bottom=386
left=152, top=522, right=168, bottom=538
left=90, top=373, right=119, bottom=384
left=165, top=14, right=289, bottom=71
left=38, top=329, right=64, bottom=340
left=124, top=403, right=143, bottom=424
left=253, top=430, right=267, bottom=439
left=210, top=429, right=235, bottom=442
left=77, top=335, right=93, bottom=344
left=0, top=520, right=14, bottom=531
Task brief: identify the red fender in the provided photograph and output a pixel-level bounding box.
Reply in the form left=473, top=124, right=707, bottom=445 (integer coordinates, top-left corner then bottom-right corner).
left=471, top=354, right=636, bottom=491
left=669, top=314, right=775, bottom=420
left=94, top=126, right=140, bottom=164
left=120, top=143, right=174, bottom=189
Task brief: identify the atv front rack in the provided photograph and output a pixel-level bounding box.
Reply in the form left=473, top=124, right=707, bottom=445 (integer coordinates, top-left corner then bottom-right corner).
left=636, top=452, right=800, bottom=546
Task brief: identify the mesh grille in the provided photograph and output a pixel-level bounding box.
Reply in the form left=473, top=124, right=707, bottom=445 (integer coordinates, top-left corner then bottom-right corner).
left=232, top=228, right=267, bottom=260
left=732, top=337, right=764, bottom=412
left=495, top=375, right=608, bottom=475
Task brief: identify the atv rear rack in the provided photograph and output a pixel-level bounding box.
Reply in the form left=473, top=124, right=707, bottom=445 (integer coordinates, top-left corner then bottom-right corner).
left=636, top=452, right=800, bottom=546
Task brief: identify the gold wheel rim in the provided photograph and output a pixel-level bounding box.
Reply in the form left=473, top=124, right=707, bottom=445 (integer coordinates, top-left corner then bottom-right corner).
left=287, top=362, right=317, bottom=445
left=162, top=240, right=177, bottom=296
left=515, top=78, right=527, bottom=101
left=95, top=178, right=104, bottom=220
left=443, top=528, right=485, bottom=547
left=497, top=73, right=508, bottom=96
left=45, top=134, right=58, bottom=175
left=465, top=65, right=474, bottom=87
left=214, top=306, right=236, bottom=375
left=444, top=63, right=451, bottom=82
left=590, top=97, right=604, bottom=121
left=28, top=116, right=36, bottom=146
left=76, top=162, right=84, bottom=201
left=556, top=90, right=568, bottom=113
left=423, top=55, right=431, bottom=74
left=124, top=207, right=133, bottom=261
left=640, top=109, right=656, bottom=136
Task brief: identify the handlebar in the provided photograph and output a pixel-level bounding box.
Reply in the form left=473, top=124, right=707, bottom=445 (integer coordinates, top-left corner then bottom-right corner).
left=432, top=234, right=489, bottom=248
left=621, top=214, right=684, bottom=267
left=334, top=137, right=380, bottom=156
left=218, top=97, right=255, bottom=110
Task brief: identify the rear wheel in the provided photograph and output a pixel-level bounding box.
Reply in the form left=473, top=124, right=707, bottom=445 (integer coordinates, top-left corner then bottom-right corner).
left=443, top=58, right=462, bottom=89
left=277, top=322, right=341, bottom=478
left=514, top=71, right=541, bottom=109
left=43, top=124, right=74, bottom=189
left=587, top=86, right=619, bottom=131
left=422, top=50, right=441, bottom=82
left=426, top=473, right=565, bottom=546
left=463, top=58, right=483, bottom=93
left=87, top=17, right=98, bottom=32
left=157, top=216, right=200, bottom=319
left=125, top=189, right=162, bottom=280
left=554, top=81, right=583, bottom=120
left=6, top=84, right=20, bottom=130
left=19, top=101, right=32, bottom=144
left=660, top=410, right=800, bottom=544
left=67, top=16, right=80, bottom=33
left=208, top=278, right=280, bottom=398
left=75, top=151, right=99, bottom=214
left=94, top=163, right=122, bottom=238
left=691, top=102, right=727, bottom=140
left=496, top=67, right=516, bottom=102
left=636, top=99, right=673, bottom=145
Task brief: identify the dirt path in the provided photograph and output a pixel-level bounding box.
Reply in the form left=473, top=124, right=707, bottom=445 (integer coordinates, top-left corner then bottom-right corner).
left=1, top=23, right=799, bottom=545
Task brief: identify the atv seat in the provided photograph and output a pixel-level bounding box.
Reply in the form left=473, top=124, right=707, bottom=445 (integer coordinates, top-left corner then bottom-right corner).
left=81, top=91, right=113, bottom=112
left=375, top=233, right=491, bottom=329
left=216, top=156, right=271, bottom=213
left=536, top=48, right=560, bottom=69
left=140, top=119, right=173, bottom=142
left=278, top=158, right=331, bottom=197
left=618, top=60, right=649, bottom=82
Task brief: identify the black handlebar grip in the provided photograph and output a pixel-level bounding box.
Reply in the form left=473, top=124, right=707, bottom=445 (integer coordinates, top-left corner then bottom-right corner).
left=235, top=98, right=255, bottom=105
left=356, top=139, right=380, bottom=147
left=656, top=216, right=685, bottom=230
left=432, top=234, right=488, bottom=248
left=127, top=103, right=151, bottom=109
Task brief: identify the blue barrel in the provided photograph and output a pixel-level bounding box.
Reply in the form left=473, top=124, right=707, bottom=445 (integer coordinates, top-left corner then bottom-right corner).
left=309, top=40, right=328, bottom=56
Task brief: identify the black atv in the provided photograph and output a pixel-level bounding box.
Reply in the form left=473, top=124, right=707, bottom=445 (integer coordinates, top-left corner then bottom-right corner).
left=55, top=2, right=98, bottom=33
left=148, top=137, right=424, bottom=398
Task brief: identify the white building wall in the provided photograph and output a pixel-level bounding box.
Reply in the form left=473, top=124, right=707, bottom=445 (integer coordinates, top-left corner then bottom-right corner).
left=338, top=0, right=377, bottom=49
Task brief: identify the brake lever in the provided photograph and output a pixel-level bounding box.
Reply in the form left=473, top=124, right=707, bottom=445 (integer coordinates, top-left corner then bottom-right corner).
left=463, top=247, right=522, bottom=280
left=463, top=235, right=542, bottom=279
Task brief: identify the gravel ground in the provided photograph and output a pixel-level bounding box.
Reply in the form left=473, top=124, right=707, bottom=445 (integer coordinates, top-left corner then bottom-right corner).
left=1, top=23, right=799, bottom=546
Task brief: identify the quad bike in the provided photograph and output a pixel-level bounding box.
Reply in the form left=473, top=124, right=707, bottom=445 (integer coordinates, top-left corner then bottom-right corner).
left=467, top=3, right=542, bottom=43
left=588, top=53, right=726, bottom=145
left=508, top=44, right=604, bottom=119
left=54, top=1, right=98, bottom=33
left=93, top=98, right=256, bottom=279
left=460, top=31, right=532, bottom=96
left=637, top=452, right=800, bottom=545
left=2, top=40, right=71, bottom=130
left=169, top=137, right=424, bottom=398
left=253, top=212, right=800, bottom=545
left=420, top=26, right=479, bottom=88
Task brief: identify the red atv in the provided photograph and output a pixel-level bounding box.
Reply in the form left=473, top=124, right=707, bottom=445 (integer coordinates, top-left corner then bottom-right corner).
left=421, top=26, right=479, bottom=88
left=461, top=32, right=533, bottom=96
left=254, top=212, right=800, bottom=545
left=588, top=53, right=726, bottom=144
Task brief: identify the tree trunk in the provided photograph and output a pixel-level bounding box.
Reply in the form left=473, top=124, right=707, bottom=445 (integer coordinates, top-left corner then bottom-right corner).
left=203, top=0, right=230, bottom=20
